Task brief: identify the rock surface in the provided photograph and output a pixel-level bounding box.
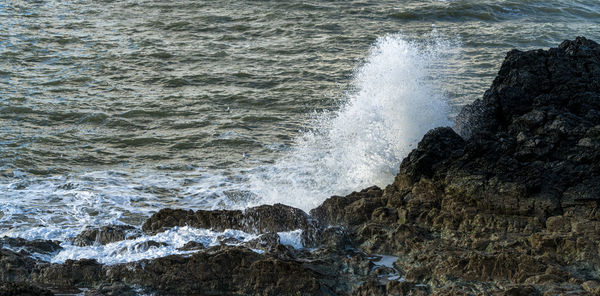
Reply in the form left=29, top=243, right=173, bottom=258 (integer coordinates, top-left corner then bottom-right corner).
left=71, top=225, right=137, bottom=246
left=1, top=37, right=599, bottom=295
left=142, top=203, right=321, bottom=246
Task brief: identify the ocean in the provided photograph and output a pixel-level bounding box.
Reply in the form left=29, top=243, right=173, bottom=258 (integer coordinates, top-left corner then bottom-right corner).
left=1, top=0, right=599, bottom=263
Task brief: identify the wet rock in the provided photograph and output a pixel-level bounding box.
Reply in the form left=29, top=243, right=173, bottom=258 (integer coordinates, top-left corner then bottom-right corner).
left=36, top=259, right=103, bottom=289
left=0, top=248, right=45, bottom=283
left=142, top=203, right=320, bottom=246
left=317, top=226, right=351, bottom=249
left=71, top=225, right=137, bottom=246
left=104, top=246, right=325, bottom=296
left=83, top=284, right=136, bottom=296
left=0, top=281, right=54, bottom=296
left=243, top=233, right=280, bottom=251
left=0, top=237, right=62, bottom=256
left=310, top=186, right=383, bottom=227
left=314, top=37, right=600, bottom=295
left=503, top=285, right=540, bottom=296
left=118, top=241, right=168, bottom=254
left=582, top=280, right=600, bottom=295
left=176, top=241, right=205, bottom=251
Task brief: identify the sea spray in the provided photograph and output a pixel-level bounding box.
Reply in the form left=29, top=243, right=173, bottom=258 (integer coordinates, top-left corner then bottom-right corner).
left=247, top=34, right=457, bottom=211
left=0, top=34, right=459, bottom=263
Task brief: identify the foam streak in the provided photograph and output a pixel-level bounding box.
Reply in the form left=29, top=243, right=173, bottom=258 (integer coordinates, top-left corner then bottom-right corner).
left=249, top=34, right=455, bottom=210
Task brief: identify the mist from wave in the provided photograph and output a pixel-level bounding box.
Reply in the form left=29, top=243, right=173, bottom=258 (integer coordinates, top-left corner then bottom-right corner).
left=247, top=34, right=456, bottom=211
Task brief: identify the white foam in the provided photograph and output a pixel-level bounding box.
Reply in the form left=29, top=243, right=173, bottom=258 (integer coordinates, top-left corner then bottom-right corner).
left=372, top=254, right=404, bottom=281
left=247, top=34, right=455, bottom=211
left=51, top=226, right=260, bottom=265
left=0, top=33, right=458, bottom=263
left=373, top=254, right=398, bottom=269
left=0, top=168, right=245, bottom=242
left=277, top=229, right=303, bottom=249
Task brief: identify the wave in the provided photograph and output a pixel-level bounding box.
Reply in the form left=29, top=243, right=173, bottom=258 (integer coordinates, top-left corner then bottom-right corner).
left=246, top=34, right=456, bottom=211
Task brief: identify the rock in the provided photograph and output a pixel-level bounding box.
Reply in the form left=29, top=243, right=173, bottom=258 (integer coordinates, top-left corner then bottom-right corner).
left=503, top=285, right=539, bottom=296
left=142, top=203, right=320, bottom=246
left=83, top=284, right=136, bottom=296
left=397, top=127, right=465, bottom=185
left=119, top=241, right=168, bottom=254
left=71, top=225, right=137, bottom=246
left=0, top=237, right=62, bottom=255
left=36, top=259, right=103, bottom=289
left=0, top=248, right=45, bottom=283
left=105, top=246, right=325, bottom=296
left=310, top=186, right=384, bottom=227
left=582, top=280, right=600, bottom=295
left=314, top=37, right=600, bottom=295
left=243, top=233, right=280, bottom=251
left=176, top=241, right=205, bottom=251
left=0, top=281, right=54, bottom=296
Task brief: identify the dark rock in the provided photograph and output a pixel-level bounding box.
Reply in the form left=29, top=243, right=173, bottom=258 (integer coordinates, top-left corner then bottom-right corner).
left=142, top=203, right=320, bottom=246
left=503, top=285, right=540, bottom=296
left=397, top=127, right=465, bottom=184
left=71, top=225, right=137, bottom=246
left=119, top=241, right=168, bottom=254
left=314, top=37, right=600, bottom=295
left=310, top=186, right=383, bottom=226
left=83, top=284, right=136, bottom=296
left=0, top=237, right=62, bottom=255
left=0, top=248, right=45, bottom=283
left=36, top=259, right=103, bottom=289
left=176, top=241, right=205, bottom=251
left=104, top=246, right=325, bottom=296
left=0, top=281, right=54, bottom=296
left=582, top=280, right=600, bottom=295
left=243, top=233, right=280, bottom=251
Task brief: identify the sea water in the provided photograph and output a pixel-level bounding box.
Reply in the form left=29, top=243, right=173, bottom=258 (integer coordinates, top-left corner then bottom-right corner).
left=1, top=0, right=599, bottom=263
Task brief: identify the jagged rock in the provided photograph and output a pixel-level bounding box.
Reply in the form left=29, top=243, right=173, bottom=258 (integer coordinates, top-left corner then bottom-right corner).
left=176, top=241, right=205, bottom=251
left=104, top=246, right=325, bottom=295
left=142, top=203, right=320, bottom=246
left=310, top=186, right=384, bottom=227
left=243, top=233, right=280, bottom=251
left=0, top=237, right=62, bottom=256
left=0, top=248, right=46, bottom=283
left=118, top=241, right=168, bottom=254
left=582, top=280, right=600, bottom=295
left=503, top=285, right=540, bottom=296
left=83, top=284, right=137, bottom=296
left=0, top=281, right=54, bottom=296
left=35, top=259, right=103, bottom=289
left=314, top=37, right=600, bottom=295
left=71, top=225, right=137, bottom=246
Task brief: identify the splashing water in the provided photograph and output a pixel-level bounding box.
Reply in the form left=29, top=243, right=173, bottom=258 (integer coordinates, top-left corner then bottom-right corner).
left=0, top=34, right=458, bottom=256
left=248, top=34, right=456, bottom=211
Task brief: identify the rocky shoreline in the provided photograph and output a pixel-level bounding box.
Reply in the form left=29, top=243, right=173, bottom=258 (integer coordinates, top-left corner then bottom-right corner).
left=2, top=37, right=600, bottom=295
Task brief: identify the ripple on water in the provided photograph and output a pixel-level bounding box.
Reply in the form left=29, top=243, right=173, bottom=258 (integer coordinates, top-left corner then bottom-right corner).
left=0, top=0, right=598, bottom=262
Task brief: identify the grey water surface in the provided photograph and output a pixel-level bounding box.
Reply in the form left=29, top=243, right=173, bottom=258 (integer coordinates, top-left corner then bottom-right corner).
left=1, top=0, right=599, bottom=243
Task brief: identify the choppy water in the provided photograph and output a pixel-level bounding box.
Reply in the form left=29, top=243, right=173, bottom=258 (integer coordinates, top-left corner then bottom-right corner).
left=1, top=0, right=599, bottom=262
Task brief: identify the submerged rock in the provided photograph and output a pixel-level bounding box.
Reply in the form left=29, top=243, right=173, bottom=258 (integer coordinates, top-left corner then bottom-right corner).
left=0, top=237, right=62, bottom=256
left=71, top=225, right=137, bottom=246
